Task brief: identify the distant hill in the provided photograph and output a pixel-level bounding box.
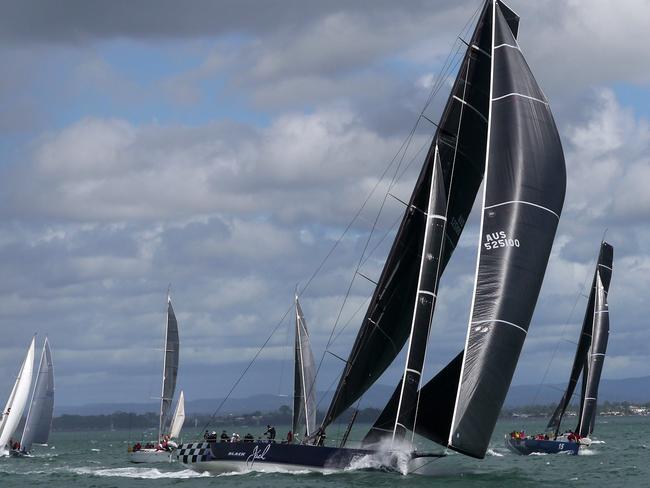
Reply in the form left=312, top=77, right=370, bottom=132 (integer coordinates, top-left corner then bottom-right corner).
left=505, top=375, right=650, bottom=407
left=55, top=376, right=650, bottom=416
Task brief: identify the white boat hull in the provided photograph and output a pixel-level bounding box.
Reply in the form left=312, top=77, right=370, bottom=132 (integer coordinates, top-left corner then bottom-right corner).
left=127, top=449, right=175, bottom=463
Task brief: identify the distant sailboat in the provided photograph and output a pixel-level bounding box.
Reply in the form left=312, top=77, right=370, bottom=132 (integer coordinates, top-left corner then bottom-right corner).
left=128, top=293, right=185, bottom=463
left=178, top=0, right=566, bottom=474
left=292, top=295, right=316, bottom=441
left=0, top=337, right=36, bottom=457
left=506, top=241, right=614, bottom=455
left=18, top=338, right=55, bottom=456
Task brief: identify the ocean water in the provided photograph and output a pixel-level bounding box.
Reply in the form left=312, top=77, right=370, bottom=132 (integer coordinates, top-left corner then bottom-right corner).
left=1, top=417, right=648, bottom=487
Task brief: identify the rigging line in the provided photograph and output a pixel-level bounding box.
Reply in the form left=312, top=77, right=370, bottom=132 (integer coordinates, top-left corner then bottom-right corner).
left=276, top=298, right=293, bottom=397
left=530, top=245, right=602, bottom=408
left=306, top=3, right=483, bottom=426
left=200, top=304, right=293, bottom=432
left=410, top=452, right=447, bottom=474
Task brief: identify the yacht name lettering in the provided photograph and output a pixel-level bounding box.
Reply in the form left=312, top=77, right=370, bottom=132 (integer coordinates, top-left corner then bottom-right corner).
left=483, top=230, right=520, bottom=250
left=246, top=444, right=271, bottom=465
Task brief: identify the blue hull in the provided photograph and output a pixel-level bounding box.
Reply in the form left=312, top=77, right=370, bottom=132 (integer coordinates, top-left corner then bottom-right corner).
left=504, top=435, right=579, bottom=455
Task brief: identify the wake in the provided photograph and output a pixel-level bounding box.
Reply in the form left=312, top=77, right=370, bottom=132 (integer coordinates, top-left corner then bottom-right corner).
left=69, top=466, right=210, bottom=479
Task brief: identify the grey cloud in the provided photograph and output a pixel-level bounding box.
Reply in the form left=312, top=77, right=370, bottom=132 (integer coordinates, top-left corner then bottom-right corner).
left=0, top=0, right=460, bottom=44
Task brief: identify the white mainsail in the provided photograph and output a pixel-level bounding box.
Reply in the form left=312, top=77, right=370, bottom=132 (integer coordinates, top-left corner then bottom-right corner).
left=0, top=337, right=36, bottom=454
left=169, top=390, right=185, bottom=439
left=20, top=338, right=55, bottom=453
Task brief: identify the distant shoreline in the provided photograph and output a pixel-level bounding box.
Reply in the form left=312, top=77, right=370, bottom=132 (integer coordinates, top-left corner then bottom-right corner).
left=44, top=401, right=650, bottom=432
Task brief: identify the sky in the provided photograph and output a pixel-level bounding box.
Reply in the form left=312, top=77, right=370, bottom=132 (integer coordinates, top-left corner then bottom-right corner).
left=0, top=0, right=649, bottom=409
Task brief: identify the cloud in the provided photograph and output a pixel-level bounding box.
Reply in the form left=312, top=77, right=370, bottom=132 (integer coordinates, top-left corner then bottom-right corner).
left=1, top=1, right=649, bottom=408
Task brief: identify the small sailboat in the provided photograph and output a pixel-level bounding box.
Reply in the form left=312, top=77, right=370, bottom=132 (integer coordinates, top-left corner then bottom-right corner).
left=178, top=0, right=566, bottom=474
left=0, top=337, right=36, bottom=457
left=506, top=241, right=614, bottom=455
left=16, top=338, right=55, bottom=456
left=292, top=295, right=317, bottom=441
left=128, top=293, right=185, bottom=463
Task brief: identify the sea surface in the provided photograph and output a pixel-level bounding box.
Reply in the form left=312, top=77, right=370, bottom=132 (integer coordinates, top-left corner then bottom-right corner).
left=1, top=417, right=648, bottom=487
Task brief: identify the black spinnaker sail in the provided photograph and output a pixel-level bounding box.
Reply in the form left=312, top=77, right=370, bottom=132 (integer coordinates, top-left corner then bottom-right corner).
left=364, top=0, right=566, bottom=459
left=547, top=242, right=613, bottom=438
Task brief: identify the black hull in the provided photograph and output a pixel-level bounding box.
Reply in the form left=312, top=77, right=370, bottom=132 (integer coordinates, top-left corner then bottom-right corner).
left=176, top=440, right=444, bottom=474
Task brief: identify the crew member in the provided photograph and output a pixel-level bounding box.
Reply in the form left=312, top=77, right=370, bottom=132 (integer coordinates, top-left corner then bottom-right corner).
left=265, top=425, right=276, bottom=441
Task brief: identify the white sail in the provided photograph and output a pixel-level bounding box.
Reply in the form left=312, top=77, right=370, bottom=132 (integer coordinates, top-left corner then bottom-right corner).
left=20, top=338, right=55, bottom=452
left=169, top=390, right=185, bottom=439
left=0, top=337, right=36, bottom=454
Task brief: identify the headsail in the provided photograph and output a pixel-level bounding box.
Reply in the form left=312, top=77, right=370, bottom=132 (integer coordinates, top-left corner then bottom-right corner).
left=391, top=146, right=447, bottom=442
left=20, top=338, right=55, bottom=452
left=322, top=0, right=493, bottom=430
left=547, top=242, right=613, bottom=437
left=447, top=0, right=566, bottom=458
left=169, top=390, right=185, bottom=439
left=159, top=294, right=180, bottom=440
left=0, top=337, right=36, bottom=453
left=293, top=296, right=317, bottom=438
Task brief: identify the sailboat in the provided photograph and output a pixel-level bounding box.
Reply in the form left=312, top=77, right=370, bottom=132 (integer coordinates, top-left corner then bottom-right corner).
left=506, top=241, right=614, bottom=456
left=177, top=0, right=566, bottom=474
left=15, top=338, right=55, bottom=456
left=0, top=337, right=36, bottom=457
left=292, top=295, right=316, bottom=441
left=128, top=293, right=185, bottom=463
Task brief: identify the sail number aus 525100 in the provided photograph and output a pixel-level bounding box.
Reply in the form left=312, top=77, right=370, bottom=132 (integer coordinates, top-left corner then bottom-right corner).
left=483, top=231, right=520, bottom=250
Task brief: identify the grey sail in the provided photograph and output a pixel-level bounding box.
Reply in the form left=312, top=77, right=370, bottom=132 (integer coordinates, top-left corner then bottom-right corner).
left=20, top=339, right=54, bottom=452
left=447, top=0, right=566, bottom=459
left=160, top=295, right=180, bottom=438
left=548, top=242, right=613, bottom=437
left=322, top=0, right=493, bottom=431
left=292, top=296, right=317, bottom=437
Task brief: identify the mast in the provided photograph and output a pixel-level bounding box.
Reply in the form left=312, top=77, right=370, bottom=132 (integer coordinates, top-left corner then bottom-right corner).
left=391, top=146, right=447, bottom=444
